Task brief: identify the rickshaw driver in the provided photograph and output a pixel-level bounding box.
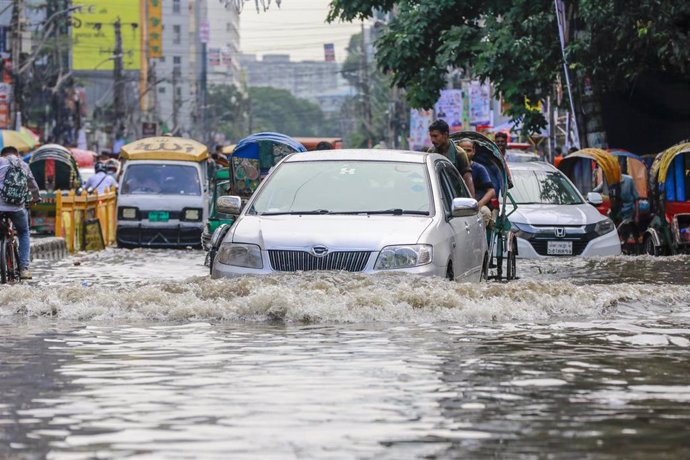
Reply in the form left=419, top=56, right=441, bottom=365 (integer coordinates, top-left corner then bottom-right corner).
left=427, top=119, right=475, bottom=197
left=459, top=138, right=496, bottom=228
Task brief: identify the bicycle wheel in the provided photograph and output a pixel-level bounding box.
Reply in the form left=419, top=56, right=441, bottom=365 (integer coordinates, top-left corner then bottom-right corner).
left=0, top=238, right=7, bottom=284
left=7, top=239, right=20, bottom=282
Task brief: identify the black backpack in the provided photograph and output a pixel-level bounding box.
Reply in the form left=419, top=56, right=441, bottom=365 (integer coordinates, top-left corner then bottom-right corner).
left=1, top=158, right=29, bottom=205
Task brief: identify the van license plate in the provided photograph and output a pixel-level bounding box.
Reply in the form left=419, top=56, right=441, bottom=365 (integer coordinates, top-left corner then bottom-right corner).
left=547, top=241, right=572, bottom=255
left=148, top=211, right=169, bottom=222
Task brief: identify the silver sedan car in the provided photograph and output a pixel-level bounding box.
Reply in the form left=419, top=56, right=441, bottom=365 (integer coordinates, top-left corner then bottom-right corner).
left=211, top=149, right=487, bottom=281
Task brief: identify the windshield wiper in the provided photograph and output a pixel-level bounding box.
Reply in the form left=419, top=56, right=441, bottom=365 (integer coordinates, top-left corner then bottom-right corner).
left=261, top=209, right=331, bottom=216
left=356, top=209, right=430, bottom=216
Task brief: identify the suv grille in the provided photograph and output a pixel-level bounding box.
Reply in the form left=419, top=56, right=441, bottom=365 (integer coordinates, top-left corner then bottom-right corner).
left=268, top=250, right=370, bottom=272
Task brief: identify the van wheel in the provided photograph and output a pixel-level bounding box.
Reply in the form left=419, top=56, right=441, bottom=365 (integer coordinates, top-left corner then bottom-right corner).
left=446, top=263, right=454, bottom=281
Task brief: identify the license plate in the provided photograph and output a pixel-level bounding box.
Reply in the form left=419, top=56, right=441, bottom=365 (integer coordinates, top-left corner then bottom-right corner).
left=148, top=211, right=169, bottom=222
left=547, top=241, right=573, bottom=255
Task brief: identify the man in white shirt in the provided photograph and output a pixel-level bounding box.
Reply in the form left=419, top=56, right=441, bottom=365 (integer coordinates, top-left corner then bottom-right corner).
left=84, top=162, right=118, bottom=194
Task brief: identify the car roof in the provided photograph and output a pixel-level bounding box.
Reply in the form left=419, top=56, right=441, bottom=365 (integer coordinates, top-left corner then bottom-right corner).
left=283, top=149, right=433, bottom=164
left=507, top=161, right=558, bottom=172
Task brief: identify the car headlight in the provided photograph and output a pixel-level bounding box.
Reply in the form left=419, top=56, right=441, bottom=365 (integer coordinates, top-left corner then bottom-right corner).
left=374, top=244, right=432, bottom=270
left=511, top=223, right=534, bottom=240
left=216, top=243, right=263, bottom=269
left=595, top=218, right=615, bottom=236
left=182, top=207, right=202, bottom=222
left=118, top=207, right=139, bottom=220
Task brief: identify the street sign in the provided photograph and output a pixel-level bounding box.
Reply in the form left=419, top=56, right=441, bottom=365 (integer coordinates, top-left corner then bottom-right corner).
left=200, top=21, right=210, bottom=44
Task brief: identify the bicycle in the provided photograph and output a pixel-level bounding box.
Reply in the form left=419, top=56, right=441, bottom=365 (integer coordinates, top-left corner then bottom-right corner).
left=0, top=213, right=21, bottom=284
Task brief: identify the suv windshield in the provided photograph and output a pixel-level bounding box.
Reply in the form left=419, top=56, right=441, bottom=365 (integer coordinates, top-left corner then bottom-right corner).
left=121, top=164, right=201, bottom=196
left=511, top=169, right=583, bottom=205
left=249, top=160, right=431, bottom=215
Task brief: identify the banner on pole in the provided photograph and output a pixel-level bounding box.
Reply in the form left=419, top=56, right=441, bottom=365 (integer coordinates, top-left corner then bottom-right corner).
left=148, top=0, right=163, bottom=58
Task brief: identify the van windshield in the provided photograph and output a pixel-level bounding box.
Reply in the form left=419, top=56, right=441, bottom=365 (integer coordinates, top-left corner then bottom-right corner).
left=121, top=164, right=201, bottom=195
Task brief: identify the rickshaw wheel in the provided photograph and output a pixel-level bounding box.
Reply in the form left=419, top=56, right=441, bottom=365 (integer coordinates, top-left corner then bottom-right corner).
left=643, top=235, right=660, bottom=256
left=480, top=252, right=489, bottom=282
left=506, top=249, right=517, bottom=280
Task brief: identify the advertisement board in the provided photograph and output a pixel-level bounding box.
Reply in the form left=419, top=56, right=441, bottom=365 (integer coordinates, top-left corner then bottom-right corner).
left=409, top=109, right=433, bottom=151
left=469, top=81, right=491, bottom=126
left=71, top=0, right=141, bottom=71
left=148, top=0, right=163, bottom=58
left=434, top=89, right=464, bottom=132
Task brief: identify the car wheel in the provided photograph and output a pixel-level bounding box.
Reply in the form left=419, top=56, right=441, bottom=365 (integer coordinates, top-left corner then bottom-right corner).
left=446, top=262, right=454, bottom=281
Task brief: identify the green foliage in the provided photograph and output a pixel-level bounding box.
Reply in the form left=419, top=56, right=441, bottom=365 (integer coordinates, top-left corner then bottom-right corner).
left=328, top=0, right=690, bottom=135
left=248, top=87, right=337, bottom=137
left=206, top=84, right=249, bottom=141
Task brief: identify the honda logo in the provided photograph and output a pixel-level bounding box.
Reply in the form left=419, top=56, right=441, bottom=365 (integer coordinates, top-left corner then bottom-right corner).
left=310, top=246, right=329, bottom=257
left=554, top=227, right=566, bottom=238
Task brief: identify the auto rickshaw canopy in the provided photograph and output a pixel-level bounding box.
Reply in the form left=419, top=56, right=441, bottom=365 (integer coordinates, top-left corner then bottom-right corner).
left=609, top=149, right=648, bottom=199
left=120, top=136, right=209, bottom=162
left=652, top=142, right=690, bottom=186
left=559, top=148, right=622, bottom=190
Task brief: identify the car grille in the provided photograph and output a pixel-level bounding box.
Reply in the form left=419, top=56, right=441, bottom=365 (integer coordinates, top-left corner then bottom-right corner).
left=268, top=250, right=371, bottom=272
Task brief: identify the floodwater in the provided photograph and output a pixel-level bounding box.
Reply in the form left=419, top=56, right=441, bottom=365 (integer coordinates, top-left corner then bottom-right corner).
left=2, top=249, right=690, bottom=459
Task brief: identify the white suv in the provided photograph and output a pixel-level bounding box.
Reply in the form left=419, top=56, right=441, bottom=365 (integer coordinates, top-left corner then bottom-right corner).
left=507, top=161, right=621, bottom=258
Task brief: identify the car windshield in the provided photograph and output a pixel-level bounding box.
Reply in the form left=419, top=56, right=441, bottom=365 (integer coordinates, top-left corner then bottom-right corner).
left=121, top=164, right=201, bottom=195
left=248, top=160, right=431, bottom=215
left=511, top=169, right=583, bottom=205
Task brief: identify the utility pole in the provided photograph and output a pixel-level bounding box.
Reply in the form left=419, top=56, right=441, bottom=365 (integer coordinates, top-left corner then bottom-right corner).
left=360, top=22, right=372, bottom=147
left=10, top=0, right=23, bottom=129
left=113, top=18, right=126, bottom=136
left=172, top=69, right=178, bottom=133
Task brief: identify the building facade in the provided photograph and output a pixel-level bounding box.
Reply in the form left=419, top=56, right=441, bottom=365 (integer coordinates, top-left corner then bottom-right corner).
left=240, top=54, right=340, bottom=101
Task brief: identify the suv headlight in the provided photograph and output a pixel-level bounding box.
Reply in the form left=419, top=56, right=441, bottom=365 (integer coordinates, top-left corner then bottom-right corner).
left=216, top=243, right=263, bottom=269
left=511, top=223, right=534, bottom=240
left=595, top=218, right=615, bottom=236
left=374, top=244, right=432, bottom=270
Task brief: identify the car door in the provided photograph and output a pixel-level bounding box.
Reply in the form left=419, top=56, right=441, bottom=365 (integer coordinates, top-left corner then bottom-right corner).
left=442, top=164, right=486, bottom=273
left=436, top=162, right=480, bottom=280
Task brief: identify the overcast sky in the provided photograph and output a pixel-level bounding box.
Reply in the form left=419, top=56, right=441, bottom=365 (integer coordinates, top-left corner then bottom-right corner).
left=239, top=0, right=366, bottom=63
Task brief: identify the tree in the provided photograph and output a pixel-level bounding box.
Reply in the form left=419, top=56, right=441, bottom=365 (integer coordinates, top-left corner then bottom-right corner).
left=248, top=87, right=337, bottom=137
left=340, top=31, right=395, bottom=148
left=327, top=0, right=690, bottom=147
left=206, top=84, right=249, bottom=142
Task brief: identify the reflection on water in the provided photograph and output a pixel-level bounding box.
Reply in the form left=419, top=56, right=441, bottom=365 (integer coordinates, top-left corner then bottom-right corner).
left=0, top=250, right=689, bottom=458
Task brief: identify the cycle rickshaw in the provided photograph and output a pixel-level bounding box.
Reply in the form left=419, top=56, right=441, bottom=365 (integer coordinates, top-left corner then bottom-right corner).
left=451, top=131, right=518, bottom=281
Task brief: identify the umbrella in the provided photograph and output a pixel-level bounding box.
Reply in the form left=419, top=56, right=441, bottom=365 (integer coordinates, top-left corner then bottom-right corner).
left=19, top=127, right=40, bottom=144
left=69, top=148, right=97, bottom=167
left=0, top=129, right=39, bottom=153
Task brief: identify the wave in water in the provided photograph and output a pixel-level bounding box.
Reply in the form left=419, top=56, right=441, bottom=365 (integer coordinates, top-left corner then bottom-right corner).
left=2, top=272, right=688, bottom=323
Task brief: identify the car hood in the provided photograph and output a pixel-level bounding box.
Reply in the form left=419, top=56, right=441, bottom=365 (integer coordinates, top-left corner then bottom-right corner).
left=231, top=215, right=434, bottom=250
left=508, top=203, right=604, bottom=226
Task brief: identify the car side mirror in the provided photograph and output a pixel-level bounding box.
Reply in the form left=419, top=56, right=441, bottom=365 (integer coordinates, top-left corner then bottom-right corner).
left=451, top=197, right=479, bottom=217
left=216, top=195, right=242, bottom=215
left=586, top=192, right=603, bottom=206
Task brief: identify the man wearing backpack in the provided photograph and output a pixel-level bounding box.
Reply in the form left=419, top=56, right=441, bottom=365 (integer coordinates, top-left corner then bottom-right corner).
left=0, top=146, right=40, bottom=279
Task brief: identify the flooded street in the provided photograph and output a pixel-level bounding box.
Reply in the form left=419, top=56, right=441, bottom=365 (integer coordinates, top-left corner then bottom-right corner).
left=2, top=250, right=690, bottom=458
